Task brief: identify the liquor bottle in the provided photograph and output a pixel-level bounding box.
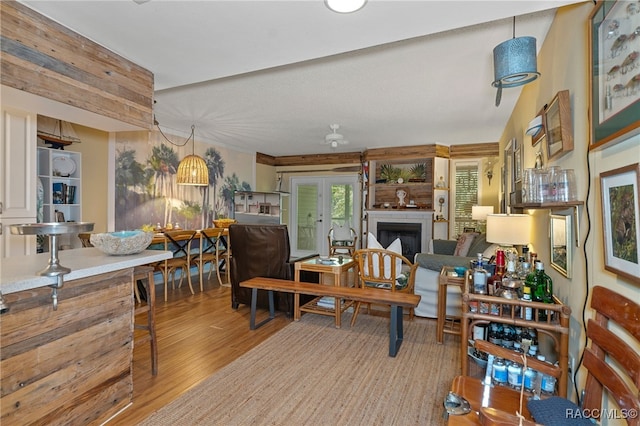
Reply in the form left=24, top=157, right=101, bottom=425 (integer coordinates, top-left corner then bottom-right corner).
left=488, top=249, right=505, bottom=296
left=521, top=286, right=533, bottom=321
left=473, top=253, right=488, bottom=295
left=532, top=262, right=554, bottom=321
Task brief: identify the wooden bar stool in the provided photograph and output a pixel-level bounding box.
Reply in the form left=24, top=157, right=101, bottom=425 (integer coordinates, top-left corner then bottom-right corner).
left=133, top=265, right=158, bottom=376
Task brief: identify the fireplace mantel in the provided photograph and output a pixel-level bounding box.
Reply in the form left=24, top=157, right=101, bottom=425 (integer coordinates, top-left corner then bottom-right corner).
left=366, top=210, right=434, bottom=259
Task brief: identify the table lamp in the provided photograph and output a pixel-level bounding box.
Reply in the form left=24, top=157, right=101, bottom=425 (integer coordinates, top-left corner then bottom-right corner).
left=471, top=205, right=494, bottom=233
left=486, top=213, right=531, bottom=260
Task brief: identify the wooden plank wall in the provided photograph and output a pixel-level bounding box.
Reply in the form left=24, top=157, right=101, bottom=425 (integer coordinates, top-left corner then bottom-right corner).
left=0, top=1, right=153, bottom=130
left=0, top=268, right=134, bottom=425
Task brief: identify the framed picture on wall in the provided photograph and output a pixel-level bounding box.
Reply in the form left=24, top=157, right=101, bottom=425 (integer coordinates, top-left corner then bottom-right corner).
left=550, top=213, right=572, bottom=278
left=545, top=90, right=573, bottom=160
left=588, top=0, right=640, bottom=150
left=514, top=138, right=523, bottom=183
left=600, top=163, right=640, bottom=285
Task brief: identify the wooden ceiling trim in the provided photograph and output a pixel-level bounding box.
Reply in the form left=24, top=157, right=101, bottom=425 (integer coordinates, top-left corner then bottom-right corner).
left=256, top=152, right=277, bottom=166
left=449, top=142, right=499, bottom=158
left=273, top=152, right=362, bottom=167
left=0, top=2, right=153, bottom=130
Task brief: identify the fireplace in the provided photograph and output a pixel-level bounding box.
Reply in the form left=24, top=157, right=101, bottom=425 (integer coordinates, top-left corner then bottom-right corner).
left=377, top=222, right=421, bottom=261
left=366, top=210, right=433, bottom=261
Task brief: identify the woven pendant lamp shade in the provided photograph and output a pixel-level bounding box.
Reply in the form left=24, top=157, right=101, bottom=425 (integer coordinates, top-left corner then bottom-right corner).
left=177, top=154, right=209, bottom=186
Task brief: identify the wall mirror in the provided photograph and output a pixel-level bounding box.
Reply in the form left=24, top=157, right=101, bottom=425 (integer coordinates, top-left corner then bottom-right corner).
left=550, top=213, right=572, bottom=278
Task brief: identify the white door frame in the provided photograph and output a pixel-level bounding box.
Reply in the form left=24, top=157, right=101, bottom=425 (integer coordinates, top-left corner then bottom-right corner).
left=290, top=175, right=360, bottom=257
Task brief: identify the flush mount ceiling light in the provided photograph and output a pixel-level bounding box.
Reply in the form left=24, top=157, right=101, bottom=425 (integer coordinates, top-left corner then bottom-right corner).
left=492, top=17, right=540, bottom=107
left=325, top=0, right=367, bottom=14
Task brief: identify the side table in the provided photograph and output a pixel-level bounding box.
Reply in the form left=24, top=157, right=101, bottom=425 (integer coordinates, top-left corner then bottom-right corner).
left=294, top=256, right=356, bottom=328
left=436, top=266, right=466, bottom=344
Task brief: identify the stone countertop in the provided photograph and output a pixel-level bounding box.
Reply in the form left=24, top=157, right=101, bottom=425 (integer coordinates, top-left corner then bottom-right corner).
left=0, top=248, right=171, bottom=294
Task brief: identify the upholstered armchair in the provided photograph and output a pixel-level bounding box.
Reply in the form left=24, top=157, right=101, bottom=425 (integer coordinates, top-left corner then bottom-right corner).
left=229, top=224, right=295, bottom=315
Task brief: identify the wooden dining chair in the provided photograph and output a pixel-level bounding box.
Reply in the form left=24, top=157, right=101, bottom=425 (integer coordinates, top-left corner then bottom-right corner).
left=193, top=227, right=230, bottom=289
left=158, top=229, right=198, bottom=302
left=350, top=248, right=417, bottom=327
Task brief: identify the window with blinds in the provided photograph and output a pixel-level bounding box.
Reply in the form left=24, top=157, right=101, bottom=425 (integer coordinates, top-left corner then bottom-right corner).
left=453, top=163, right=479, bottom=237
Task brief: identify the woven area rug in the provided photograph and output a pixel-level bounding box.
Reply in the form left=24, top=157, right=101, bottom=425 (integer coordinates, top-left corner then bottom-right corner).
left=139, top=313, right=459, bottom=425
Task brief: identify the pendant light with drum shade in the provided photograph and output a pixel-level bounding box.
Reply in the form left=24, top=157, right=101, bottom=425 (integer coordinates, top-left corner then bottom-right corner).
left=325, top=0, right=367, bottom=13
left=155, top=118, right=209, bottom=186
left=492, top=17, right=540, bottom=107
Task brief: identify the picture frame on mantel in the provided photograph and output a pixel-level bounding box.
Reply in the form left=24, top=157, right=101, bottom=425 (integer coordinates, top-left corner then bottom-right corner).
left=588, top=0, right=640, bottom=150
left=545, top=90, right=573, bottom=161
left=600, top=163, right=640, bottom=285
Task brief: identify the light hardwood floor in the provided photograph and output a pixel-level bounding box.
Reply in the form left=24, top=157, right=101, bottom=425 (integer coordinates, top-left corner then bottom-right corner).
left=108, top=275, right=290, bottom=425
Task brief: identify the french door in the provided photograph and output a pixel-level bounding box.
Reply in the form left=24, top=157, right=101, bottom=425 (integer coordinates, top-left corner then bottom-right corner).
left=290, top=176, right=360, bottom=257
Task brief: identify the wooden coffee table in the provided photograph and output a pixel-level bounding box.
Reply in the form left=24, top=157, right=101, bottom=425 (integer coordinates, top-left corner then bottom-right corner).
left=294, top=256, right=356, bottom=328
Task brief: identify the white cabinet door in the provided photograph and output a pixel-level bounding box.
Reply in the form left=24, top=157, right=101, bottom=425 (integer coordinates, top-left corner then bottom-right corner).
left=0, top=217, right=37, bottom=258
left=0, top=107, right=37, bottom=218
left=0, top=106, right=37, bottom=257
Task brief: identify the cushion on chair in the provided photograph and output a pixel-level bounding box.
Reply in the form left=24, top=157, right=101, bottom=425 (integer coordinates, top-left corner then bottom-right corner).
left=366, top=232, right=402, bottom=279
left=527, top=397, right=595, bottom=425
left=453, top=232, right=479, bottom=256
left=332, top=222, right=352, bottom=241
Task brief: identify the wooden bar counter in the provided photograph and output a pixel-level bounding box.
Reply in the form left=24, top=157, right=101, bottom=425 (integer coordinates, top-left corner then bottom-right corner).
left=0, top=248, right=171, bottom=425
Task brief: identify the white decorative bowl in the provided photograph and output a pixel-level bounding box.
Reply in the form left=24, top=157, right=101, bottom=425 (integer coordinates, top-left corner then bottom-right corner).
left=90, top=230, right=153, bottom=255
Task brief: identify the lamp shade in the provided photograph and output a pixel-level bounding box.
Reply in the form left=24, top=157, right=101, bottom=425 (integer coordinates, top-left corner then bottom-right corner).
left=472, top=205, right=494, bottom=221
left=176, top=154, right=209, bottom=186
left=486, top=214, right=531, bottom=245
left=492, top=36, right=540, bottom=89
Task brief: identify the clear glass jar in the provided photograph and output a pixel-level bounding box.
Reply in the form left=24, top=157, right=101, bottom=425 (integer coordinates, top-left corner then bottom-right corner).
left=554, top=169, right=577, bottom=202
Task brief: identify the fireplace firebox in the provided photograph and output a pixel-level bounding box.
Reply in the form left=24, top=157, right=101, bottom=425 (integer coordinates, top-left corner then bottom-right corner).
left=377, top=222, right=422, bottom=261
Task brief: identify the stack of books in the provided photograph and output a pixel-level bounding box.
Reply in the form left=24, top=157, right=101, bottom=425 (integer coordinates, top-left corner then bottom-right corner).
left=52, top=183, right=76, bottom=204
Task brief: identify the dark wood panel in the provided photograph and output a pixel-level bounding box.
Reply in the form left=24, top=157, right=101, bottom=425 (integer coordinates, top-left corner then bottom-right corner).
left=364, top=145, right=443, bottom=161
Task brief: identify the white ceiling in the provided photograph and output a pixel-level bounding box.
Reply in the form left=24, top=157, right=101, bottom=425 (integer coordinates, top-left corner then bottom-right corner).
left=19, top=0, right=585, bottom=157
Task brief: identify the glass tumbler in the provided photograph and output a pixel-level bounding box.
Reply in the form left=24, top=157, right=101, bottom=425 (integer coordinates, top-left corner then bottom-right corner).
left=535, top=169, right=551, bottom=203
left=555, top=169, right=577, bottom=202
left=522, top=168, right=536, bottom=202
left=547, top=166, right=561, bottom=202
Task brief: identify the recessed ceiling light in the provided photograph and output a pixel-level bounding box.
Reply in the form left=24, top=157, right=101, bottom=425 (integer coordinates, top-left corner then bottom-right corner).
left=325, top=0, right=367, bottom=14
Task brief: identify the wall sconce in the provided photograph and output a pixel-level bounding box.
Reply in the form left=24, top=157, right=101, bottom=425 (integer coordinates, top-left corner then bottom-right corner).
left=484, top=157, right=498, bottom=186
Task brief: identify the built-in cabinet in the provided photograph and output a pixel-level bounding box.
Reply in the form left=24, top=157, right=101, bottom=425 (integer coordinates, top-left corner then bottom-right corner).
left=232, top=191, right=288, bottom=225
left=364, top=154, right=450, bottom=240
left=366, top=158, right=434, bottom=210
left=0, top=107, right=37, bottom=258
left=37, top=147, right=82, bottom=224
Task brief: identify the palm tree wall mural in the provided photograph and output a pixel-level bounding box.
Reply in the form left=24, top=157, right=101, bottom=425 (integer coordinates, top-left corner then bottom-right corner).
left=114, top=131, right=253, bottom=231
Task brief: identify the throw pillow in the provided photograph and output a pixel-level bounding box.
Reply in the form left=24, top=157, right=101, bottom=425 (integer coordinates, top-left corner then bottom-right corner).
left=482, top=243, right=500, bottom=259
left=366, top=232, right=402, bottom=279
left=453, top=232, right=478, bottom=256
left=332, top=222, right=352, bottom=242
left=527, top=397, right=595, bottom=425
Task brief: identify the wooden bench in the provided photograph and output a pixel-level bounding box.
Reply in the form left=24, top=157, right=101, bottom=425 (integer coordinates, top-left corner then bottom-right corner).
left=240, top=277, right=421, bottom=357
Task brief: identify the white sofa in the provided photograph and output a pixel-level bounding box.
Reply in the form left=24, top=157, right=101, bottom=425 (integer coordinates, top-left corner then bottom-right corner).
left=413, top=235, right=496, bottom=318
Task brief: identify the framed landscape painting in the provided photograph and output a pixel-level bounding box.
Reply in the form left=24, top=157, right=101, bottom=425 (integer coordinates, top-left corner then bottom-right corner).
left=600, top=163, right=640, bottom=284
left=589, top=0, right=640, bottom=150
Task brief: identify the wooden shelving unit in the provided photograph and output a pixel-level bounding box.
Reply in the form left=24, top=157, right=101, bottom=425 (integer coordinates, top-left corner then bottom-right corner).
left=460, top=280, right=571, bottom=397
